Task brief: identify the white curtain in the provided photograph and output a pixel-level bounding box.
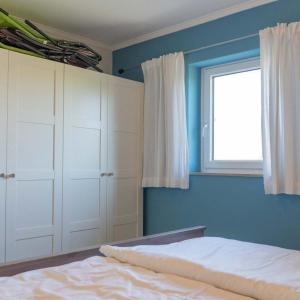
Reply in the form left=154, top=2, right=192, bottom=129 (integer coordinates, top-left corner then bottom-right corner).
left=260, top=22, right=300, bottom=195
left=141, top=52, right=189, bottom=189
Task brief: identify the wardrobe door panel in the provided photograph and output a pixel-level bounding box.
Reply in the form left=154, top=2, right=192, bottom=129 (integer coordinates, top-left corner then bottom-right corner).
left=107, top=78, right=143, bottom=242
left=6, top=53, right=63, bottom=262
left=0, top=49, right=8, bottom=264
left=63, top=66, right=107, bottom=252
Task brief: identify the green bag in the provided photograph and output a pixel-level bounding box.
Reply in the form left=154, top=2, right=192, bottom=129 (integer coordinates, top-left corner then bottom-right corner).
left=0, top=8, right=102, bottom=71
left=0, top=9, right=46, bottom=43
left=0, top=9, right=46, bottom=57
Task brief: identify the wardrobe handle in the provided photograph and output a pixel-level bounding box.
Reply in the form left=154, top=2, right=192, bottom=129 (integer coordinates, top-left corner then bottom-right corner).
left=5, top=173, right=15, bottom=179
left=0, top=173, right=4, bottom=178
left=100, top=173, right=114, bottom=177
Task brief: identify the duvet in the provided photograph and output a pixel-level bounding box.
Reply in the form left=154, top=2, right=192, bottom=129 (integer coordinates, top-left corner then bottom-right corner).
left=0, top=255, right=252, bottom=299
left=101, top=237, right=300, bottom=300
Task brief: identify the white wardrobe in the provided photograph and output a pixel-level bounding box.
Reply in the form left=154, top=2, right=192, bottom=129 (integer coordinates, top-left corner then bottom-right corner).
left=0, top=49, right=143, bottom=264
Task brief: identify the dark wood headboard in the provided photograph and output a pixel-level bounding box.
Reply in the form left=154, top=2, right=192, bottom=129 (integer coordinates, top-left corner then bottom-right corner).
left=109, top=226, right=206, bottom=247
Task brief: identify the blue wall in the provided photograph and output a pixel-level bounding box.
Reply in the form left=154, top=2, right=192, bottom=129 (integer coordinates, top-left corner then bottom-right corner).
left=113, top=0, right=300, bottom=250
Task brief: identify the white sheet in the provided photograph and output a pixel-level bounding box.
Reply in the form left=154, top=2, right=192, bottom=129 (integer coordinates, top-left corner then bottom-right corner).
left=101, top=237, right=300, bottom=300
left=0, top=256, right=253, bottom=300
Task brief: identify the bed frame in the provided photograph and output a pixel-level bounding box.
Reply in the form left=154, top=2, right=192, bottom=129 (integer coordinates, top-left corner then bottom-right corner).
left=0, top=226, right=206, bottom=277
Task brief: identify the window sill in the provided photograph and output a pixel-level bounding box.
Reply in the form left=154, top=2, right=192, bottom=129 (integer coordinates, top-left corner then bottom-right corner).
left=190, top=172, right=262, bottom=178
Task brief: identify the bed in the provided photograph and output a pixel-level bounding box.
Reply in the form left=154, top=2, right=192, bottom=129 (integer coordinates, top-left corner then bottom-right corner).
left=0, top=226, right=300, bottom=300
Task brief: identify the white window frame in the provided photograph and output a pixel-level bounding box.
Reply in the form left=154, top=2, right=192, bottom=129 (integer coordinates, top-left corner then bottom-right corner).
left=201, top=58, right=262, bottom=175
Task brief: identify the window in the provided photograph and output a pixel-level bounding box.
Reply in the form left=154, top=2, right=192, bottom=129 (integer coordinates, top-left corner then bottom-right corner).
left=201, top=58, right=262, bottom=174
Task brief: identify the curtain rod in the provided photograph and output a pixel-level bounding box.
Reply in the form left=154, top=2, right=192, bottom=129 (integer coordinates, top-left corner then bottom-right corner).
left=118, top=32, right=259, bottom=74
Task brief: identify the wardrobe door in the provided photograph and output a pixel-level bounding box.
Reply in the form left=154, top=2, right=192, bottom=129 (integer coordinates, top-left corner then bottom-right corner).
left=63, top=66, right=107, bottom=252
left=6, top=52, right=63, bottom=262
left=107, top=77, right=143, bottom=242
left=0, top=49, right=8, bottom=264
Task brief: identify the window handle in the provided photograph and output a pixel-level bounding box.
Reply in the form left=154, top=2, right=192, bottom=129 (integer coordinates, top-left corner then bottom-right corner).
left=202, top=123, right=208, bottom=138
left=0, top=173, right=4, bottom=179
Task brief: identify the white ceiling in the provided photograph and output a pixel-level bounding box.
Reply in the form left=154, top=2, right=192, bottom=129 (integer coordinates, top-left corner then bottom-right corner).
left=0, top=0, right=275, bottom=49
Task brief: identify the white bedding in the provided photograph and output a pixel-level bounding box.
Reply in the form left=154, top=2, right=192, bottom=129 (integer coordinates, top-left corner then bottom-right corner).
left=2, top=237, right=300, bottom=300
left=101, top=237, right=300, bottom=300
left=0, top=256, right=253, bottom=300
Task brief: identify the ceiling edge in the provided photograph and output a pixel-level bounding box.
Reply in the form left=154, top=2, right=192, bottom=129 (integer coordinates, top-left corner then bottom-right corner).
left=112, top=0, right=277, bottom=51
